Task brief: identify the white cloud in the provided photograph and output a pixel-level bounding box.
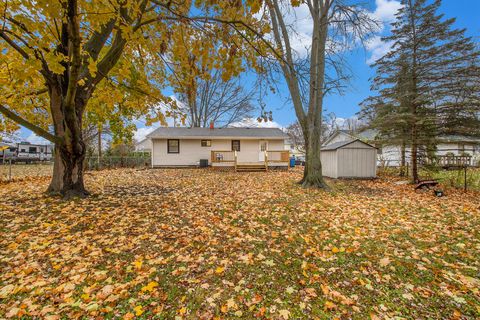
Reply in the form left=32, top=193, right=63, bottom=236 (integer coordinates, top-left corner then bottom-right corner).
left=365, top=0, right=402, bottom=64
left=229, top=117, right=283, bottom=129
left=366, top=35, right=394, bottom=64
left=261, top=0, right=401, bottom=62
left=1, top=130, right=22, bottom=143
left=133, top=95, right=188, bottom=143
left=287, top=4, right=313, bottom=57
left=26, top=133, right=50, bottom=145
left=373, top=0, right=402, bottom=24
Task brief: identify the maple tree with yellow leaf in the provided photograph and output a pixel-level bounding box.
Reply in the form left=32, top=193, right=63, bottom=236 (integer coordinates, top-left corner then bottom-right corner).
left=0, top=0, right=265, bottom=197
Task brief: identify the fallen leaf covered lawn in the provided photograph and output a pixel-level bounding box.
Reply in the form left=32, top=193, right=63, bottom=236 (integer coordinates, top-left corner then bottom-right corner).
left=0, top=168, right=479, bottom=319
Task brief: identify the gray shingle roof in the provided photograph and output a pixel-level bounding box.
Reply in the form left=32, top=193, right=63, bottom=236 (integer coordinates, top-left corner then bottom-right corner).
left=356, top=129, right=480, bottom=144
left=321, top=139, right=376, bottom=150
left=146, top=127, right=288, bottom=139
left=322, top=131, right=356, bottom=146
left=439, top=135, right=480, bottom=143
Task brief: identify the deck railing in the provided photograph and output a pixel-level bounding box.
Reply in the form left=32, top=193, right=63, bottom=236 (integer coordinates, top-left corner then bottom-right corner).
left=211, top=150, right=289, bottom=169
left=211, top=150, right=236, bottom=163
left=420, top=155, right=473, bottom=167
left=266, top=150, right=290, bottom=162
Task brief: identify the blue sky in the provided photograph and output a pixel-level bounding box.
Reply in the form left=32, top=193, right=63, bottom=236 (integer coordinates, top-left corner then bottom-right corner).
left=262, top=0, right=480, bottom=126
left=16, top=0, right=480, bottom=144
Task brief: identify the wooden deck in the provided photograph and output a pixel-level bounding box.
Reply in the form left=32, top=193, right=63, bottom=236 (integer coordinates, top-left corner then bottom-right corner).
left=211, top=150, right=290, bottom=172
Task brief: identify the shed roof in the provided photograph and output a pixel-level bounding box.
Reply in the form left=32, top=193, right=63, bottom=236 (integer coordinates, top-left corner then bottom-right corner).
left=321, top=139, right=376, bottom=151
left=147, top=127, right=288, bottom=139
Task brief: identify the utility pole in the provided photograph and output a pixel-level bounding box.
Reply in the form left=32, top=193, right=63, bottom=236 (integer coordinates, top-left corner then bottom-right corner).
left=98, top=125, right=102, bottom=170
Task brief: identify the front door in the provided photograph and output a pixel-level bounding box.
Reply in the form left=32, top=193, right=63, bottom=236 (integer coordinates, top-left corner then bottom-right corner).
left=259, top=140, right=268, bottom=161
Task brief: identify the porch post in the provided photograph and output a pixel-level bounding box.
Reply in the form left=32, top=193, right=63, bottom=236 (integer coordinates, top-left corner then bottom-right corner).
left=265, top=151, right=268, bottom=171
left=234, top=151, right=237, bottom=172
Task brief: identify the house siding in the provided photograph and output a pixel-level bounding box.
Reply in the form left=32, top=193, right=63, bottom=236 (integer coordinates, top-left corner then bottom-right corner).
left=378, top=143, right=479, bottom=167
left=152, top=138, right=286, bottom=167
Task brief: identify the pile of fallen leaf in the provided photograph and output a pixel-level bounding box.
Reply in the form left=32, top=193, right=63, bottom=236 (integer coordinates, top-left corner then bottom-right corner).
left=0, top=163, right=53, bottom=183
left=0, top=168, right=479, bottom=319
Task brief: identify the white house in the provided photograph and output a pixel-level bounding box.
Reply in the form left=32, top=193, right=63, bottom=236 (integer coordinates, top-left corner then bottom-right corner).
left=327, top=129, right=480, bottom=167
left=284, top=139, right=305, bottom=159
left=145, top=127, right=290, bottom=171
left=322, top=130, right=358, bottom=146
left=134, top=138, right=152, bottom=153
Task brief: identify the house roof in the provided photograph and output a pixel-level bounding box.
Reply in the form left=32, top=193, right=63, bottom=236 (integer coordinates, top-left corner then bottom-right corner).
left=321, top=139, right=376, bottom=151
left=146, top=127, right=288, bottom=139
left=356, top=129, right=378, bottom=141
left=322, top=130, right=356, bottom=146
left=439, top=135, right=480, bottom=143
left=356, top=129, right=480, bottom=144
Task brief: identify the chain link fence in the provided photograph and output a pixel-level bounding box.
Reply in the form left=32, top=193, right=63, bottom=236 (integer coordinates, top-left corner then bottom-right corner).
left=84, top=156, right=151, bottom=171
left=0, top=161, right=54, bottom=182
left=1, top=155, right=151, bottom=182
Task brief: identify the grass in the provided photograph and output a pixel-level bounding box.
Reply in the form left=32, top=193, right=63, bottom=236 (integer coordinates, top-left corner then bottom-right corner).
left=0, top=168, right=479, bottom=319
left=0, top=162, right=53, bottom=182
left=429, top=167, right=480, bottom=191
left=378, top=166, right=480, bottom=191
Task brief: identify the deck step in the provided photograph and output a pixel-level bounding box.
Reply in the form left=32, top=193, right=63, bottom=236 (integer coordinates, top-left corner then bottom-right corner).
left=236, top=164, right=267, bottom=172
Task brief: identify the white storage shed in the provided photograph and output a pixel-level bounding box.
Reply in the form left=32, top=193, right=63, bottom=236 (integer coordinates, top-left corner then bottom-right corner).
left=321, top=139, right=377, bottom=179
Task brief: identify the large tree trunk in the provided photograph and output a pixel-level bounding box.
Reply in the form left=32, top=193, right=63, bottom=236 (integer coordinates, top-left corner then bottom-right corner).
left=59, top=142, right=88, bottom=198
left=47, top=142, right=88, bottom=198
left=47, top=88, right=89, bottom=198
left=411, top=118, right=419, bottom=183
left=47, top=148, right=64, bottom=193
left=400, top=141, right=406, bottom=177
left=300, top=120, right=328, bottom=188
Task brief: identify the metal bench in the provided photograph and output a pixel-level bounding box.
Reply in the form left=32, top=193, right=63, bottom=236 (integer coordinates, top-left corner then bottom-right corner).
left=415, top=179, right=439, bottom=190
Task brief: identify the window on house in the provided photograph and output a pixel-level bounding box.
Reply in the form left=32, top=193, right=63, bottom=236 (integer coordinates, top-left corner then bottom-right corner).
left=231, top=140, right=240, bottom=152
left=167, top=139, right=179, bottom=153
left=21, top=149, right=26, bottom=153
left=260, top=141, right=267, bottom=152
left=201, top=140, right=211, bottom=147
left=29, top=147, right=37, bottom=153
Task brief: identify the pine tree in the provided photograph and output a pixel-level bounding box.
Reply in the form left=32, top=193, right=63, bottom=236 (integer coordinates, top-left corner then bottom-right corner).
left=361, top=0, right=480, bottom=182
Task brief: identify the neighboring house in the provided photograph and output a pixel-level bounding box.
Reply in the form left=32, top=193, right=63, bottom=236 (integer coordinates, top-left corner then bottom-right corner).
left=322, top=130, right=357, bottom=146
left=134, top=138, right=152, bottom=153
left=145, top=127, right=290, bottom=170
left=325, top=129, right=480, bottom=167
left=284, top=139, right=304, bottom=159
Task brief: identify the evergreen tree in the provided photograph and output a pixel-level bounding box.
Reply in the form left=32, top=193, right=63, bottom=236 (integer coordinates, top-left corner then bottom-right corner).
left=361, top=0, right=480, bottom=182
